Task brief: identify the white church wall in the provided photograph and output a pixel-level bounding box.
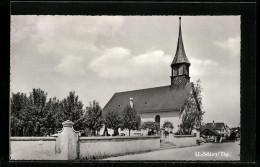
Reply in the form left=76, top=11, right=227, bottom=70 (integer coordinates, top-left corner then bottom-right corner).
left=99, top=126, right=144, bottom=136
left=100, top=111, right=182, bottom=136
left=140, top=111, right=181, bottom=133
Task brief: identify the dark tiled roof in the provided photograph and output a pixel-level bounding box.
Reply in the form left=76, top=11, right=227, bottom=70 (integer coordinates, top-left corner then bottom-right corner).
left=171, top=18, right=190, bottom=66
left=200, top=128, right=221, bottom=136
left=103, top=83, right=192, bottom=115
left=204, top=123, right=226, bottom=130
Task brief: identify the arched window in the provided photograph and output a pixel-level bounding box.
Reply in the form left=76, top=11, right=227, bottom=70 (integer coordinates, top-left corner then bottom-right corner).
left=154, top=115, right=160, bottom=131
left=155, top=115, right=160, bottom=123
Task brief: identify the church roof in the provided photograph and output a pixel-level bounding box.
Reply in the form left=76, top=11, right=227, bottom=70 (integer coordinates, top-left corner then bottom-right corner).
left=171, top=17, right=190, bottom=66
left=103, top=83, right=192, bottom=115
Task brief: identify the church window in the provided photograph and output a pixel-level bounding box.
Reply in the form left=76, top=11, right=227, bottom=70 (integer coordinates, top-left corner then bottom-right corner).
left=155, top=115, right=160, bottom=123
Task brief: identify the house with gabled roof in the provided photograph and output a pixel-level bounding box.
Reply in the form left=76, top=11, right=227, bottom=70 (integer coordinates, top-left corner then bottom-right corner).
left=200, top=121, right=231, bottom=142
left=101, top=17, right=201, bottom=136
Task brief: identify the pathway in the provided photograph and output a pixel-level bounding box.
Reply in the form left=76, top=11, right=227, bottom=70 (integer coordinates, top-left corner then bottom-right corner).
left=103, top=141, right=240, bottom=161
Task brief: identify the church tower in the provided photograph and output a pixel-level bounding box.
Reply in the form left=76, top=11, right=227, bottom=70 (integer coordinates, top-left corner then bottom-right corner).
left=171, top=17, right=191, bottom=88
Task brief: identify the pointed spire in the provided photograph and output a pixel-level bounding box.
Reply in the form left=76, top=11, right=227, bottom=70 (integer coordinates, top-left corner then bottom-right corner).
left=171, top=17, right=190, bottom=66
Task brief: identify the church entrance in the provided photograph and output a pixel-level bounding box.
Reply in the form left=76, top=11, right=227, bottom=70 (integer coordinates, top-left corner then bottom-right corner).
left=155, top=115, right=160, bottom=131
left=155, top=115, right=161, bottom=138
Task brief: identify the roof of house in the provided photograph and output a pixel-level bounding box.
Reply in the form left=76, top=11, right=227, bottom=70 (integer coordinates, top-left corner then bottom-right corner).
left=103, top=82, right=192, bottom=115
left=200, top=128, right=221, bottom=136
left=201, top=122, right=226, bottom=131
left=225, top=125, right=231, bottom=130
left=171, top=17, right=190, bottom=66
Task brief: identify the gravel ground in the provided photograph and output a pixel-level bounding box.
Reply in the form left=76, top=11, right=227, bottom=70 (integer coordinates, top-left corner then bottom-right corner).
left=103, top=141, right=240, bottom=161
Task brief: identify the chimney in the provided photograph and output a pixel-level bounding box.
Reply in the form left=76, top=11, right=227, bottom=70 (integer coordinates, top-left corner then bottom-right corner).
left=130, top=98, right=134, bottom=108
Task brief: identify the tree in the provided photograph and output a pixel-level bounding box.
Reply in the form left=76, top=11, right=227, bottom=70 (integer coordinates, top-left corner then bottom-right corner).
left=10, top=92, right=29, bottom=136
left=61, top=91, right=84, bottom=130
left=103, top=110, right=122, bottom=136
left=140, top=121, right=159, bottom=135
left=10, top=89, right=87, bottom=136
left=141, top=121, right=158, bottom=131
left=43, top=97, right=65, bottom=135
left=179, top=80, right=205, bottom=134
left=11, top=88, right=50, bottom=136
left=179, top=111, right=198, bottom=134
left=121, top=105, right=141, bottom=136
left=27, top=88, right=49, bottom=136
left=162, top=121, right=174, bottom=132
left=82, top=100, right=103, bottom=136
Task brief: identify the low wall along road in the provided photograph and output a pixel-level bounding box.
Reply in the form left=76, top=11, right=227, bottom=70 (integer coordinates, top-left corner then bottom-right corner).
left=79, top=136, right=159, bottom=158
left=10, top=120, right=198, bottom=160
left=165, top=134, right=197, bottom=147
left=10, top=137, right=57, bottom=160
left=10, top=120, right=160, bottom=160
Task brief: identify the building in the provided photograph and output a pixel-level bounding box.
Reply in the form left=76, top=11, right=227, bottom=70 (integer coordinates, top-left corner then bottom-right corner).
left=225, top=125, right=232, bottom=137
left=200, top=121, right=230, bottom=142
left=102, top=17, right=200, bottom=136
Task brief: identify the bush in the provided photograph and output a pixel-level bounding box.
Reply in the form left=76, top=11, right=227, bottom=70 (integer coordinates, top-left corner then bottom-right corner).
left=162, top=121, right=174, bottom=130
left=141, top=121, right=159, bottom=131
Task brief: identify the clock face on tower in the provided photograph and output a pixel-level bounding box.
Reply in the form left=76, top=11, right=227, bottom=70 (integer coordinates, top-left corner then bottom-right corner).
left=173, top=76, right=182, bottom=86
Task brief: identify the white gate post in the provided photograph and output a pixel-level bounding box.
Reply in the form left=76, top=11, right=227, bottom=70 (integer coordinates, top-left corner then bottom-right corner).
left=58, top=120, right=79, bottom=160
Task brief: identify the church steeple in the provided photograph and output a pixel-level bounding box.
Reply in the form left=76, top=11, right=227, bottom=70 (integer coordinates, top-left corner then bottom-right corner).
left=171, top=17, right=191, bottom=87
left=171, top=17, right=190, bottom=66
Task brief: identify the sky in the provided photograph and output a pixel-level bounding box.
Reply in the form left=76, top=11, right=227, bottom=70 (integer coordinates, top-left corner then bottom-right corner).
left=10, top=16, right=240, bottom=128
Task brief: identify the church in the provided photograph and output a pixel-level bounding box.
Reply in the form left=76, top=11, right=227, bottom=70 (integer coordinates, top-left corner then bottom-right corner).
left=102, top=17, right=200, bottom=136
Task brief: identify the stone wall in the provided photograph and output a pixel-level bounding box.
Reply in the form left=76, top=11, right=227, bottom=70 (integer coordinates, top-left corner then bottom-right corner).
left=10, top=120, right=160, bottom=160
left=10, top=137, right=57, bottom=160
left=79, top=136, right=160, bottom=159
left=165, top=134, right=197, bottom=147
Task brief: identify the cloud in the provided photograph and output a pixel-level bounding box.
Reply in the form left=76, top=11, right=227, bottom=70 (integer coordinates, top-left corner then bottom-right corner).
left=22, top=16, right=126, bottom=76
left=133, top=50, right=172, bottom=65
left=189, top=57, right=219, bottom=79
left=11, top=16, right=38, bottom=44
left=89, top=47, right=218, bottom=81
left=89, top=47, right=133, bottom=78
left=89, top=47, right=172, bottom=78
left=190, top=58, right=219, bottom=67
left=11, top=16, right=126, bottom=75
left=214, top=36, right=240, bottom=56
left=54, top=55, right=86, bottom=75
left=13, top=16, right=125, bottom=39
